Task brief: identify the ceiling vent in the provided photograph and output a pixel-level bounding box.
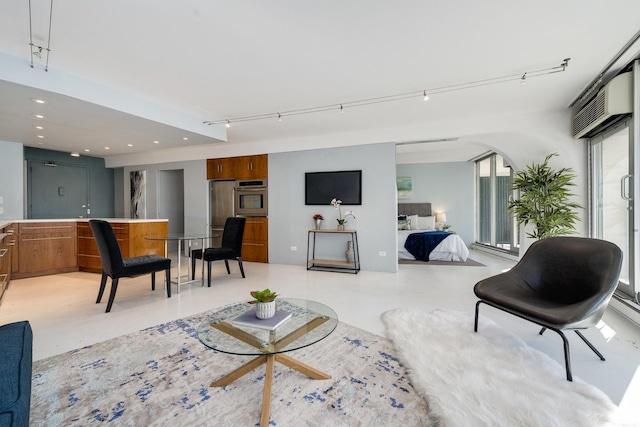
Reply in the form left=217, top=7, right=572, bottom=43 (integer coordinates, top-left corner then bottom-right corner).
left=572, top=71, right=633, bottom=139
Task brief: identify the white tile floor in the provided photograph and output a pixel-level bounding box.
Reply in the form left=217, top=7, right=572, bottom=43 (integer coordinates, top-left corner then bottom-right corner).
left=1, top=249, right=639, bottom=412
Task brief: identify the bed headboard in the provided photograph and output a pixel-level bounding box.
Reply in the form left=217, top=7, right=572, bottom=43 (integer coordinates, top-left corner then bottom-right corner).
left=398, top=203, right=432, bottom=217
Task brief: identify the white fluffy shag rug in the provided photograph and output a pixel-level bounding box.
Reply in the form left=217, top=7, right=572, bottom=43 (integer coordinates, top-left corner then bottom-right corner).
left=382, top=308, right=631, bottom=427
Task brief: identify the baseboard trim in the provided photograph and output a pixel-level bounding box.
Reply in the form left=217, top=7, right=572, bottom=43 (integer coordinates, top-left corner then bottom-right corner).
left=470, top=243, right=519, bottom=261
left=610, top=295, right=640, bottom=327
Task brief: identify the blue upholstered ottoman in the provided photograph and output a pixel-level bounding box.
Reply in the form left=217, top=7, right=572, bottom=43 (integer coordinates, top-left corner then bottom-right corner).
left=0, top=321, right=32, bottom=427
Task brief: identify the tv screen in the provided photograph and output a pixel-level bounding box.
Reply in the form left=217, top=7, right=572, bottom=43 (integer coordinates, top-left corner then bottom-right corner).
left=305, top=170, right=362, bottom=205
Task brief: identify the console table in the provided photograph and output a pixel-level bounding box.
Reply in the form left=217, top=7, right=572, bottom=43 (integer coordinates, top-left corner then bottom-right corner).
left=306, top=229, right=360, bottom=274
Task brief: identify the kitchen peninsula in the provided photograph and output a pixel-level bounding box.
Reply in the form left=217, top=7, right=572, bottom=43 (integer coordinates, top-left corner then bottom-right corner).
left=0, top=218, right=167, bottom=280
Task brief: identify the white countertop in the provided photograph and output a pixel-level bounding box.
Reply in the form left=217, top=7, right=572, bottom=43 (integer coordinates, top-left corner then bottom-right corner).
left=0, top=218, right=168, bottom=228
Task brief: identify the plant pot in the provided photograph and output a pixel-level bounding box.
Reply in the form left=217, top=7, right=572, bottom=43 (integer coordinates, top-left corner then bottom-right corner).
left=337, top=224, right=345, bottom=231
left=315, top=219, right=322, bottom=230
left=255, top=301, right=276, bottom=319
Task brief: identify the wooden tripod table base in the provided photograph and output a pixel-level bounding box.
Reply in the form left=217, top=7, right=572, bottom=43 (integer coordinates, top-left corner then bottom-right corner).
left=210, top=353, right=331, bottom=427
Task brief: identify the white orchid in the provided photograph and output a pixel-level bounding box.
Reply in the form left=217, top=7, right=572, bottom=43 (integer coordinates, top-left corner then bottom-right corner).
left=331, top=198, right=356, bottom=225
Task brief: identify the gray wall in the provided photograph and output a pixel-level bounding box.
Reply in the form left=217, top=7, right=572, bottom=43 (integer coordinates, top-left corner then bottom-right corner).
left=396, top=162, right=475, bottom=246
left=119, top=160, right=208, bottom=250
left=269, top=142, right=398, bottom=272
left=0, top=140, right=24, bottom=219
left=113, top=167, right=125, bottom=217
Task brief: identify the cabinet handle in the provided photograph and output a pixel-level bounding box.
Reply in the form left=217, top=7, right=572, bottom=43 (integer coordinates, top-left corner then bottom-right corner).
left=0, top=248, right=7, bottom=257
left=7, top=240, right=16, bottom=246
left=21, top=236, right=74, bottom=242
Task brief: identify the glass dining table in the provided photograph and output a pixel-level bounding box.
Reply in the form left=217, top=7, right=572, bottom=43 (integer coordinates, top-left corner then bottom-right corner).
left=146, top=232, right=219, bottom=293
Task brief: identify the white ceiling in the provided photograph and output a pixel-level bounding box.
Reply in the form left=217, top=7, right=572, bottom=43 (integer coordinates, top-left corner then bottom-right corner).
left=0, top=1, right=639, bottom=162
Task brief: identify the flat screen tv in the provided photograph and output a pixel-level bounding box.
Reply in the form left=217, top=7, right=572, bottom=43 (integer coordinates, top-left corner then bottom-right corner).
left=305, top=170, right=362, bottom=205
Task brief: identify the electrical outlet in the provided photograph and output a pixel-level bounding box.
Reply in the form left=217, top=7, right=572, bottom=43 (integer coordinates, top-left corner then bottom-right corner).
left=379, top=251, right=386, bottom=256
left=291, top=246, right=297, bottom=251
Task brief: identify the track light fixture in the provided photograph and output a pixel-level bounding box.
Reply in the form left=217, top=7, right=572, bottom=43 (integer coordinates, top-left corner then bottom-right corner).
left=204, top=58, right=570, bottom=127
left=28, top=0, right=54, bottom=71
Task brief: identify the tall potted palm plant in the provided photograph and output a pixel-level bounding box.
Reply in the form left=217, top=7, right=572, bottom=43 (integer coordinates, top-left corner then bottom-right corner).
left=507, top=153, right=581, bottom=239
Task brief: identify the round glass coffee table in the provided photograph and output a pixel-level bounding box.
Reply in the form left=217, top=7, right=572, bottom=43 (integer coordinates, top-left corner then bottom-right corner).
left=197, top=298, right=338, bottom=427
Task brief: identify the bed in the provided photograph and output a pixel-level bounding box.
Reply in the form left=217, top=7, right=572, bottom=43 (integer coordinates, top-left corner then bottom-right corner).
left=397, top=203, right=469, bottom=262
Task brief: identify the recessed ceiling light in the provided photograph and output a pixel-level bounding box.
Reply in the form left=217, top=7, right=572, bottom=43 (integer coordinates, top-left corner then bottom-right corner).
left=33, top=125, right=44, bottom=130
left=183, top=137, right=189, bottom=141
left=70, top=152, right=80, bottom=157
left=30, top=98, right=46, bottom=104
left=153, top=140, right=159, bottom=144
left=104, top=147, right=110, bottom=150
left=127, top=144, right=133, bottom=147
left=36, top=135, right=45, bottom=139
left=32, top=114, right=46, bottom=119
left=84, top=149, right=90, bottom=152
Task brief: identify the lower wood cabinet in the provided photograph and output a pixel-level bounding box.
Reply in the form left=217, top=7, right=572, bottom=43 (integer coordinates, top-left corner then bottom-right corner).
left=13, top=222, right=77, bottom=279
left=77, top=220, right=167, bottom=273
left=0, top=223, right=14, bottom=303
left=8, top=220, right=167, bottom=279
left=242, top=217, right=268, bottom=263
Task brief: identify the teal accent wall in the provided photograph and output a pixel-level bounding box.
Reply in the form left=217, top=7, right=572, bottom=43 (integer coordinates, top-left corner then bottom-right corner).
left=24, top=147, right=115, bottom=218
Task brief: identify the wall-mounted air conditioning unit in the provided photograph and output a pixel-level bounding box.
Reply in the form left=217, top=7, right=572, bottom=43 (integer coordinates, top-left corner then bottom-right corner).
left=572, top=71, right=633, bottom=139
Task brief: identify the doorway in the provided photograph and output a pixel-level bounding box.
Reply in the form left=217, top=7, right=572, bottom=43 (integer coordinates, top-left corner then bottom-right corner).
left=591, top=121, right=636, bottom=298
left=157, top=170, right=185, bottom=239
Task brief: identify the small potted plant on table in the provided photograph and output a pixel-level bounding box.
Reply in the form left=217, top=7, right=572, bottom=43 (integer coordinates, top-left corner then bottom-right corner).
left=313, top=213, right=324, bottom=230
left=249, top=288, right=278, bottom=319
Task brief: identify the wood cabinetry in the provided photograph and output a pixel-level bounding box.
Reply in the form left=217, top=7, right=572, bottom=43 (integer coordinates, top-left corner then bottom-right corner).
left=77, top=220, right=167, bottom=273
left=234, top=155, right=268, bottom=179
left=0, top=223, right=15, bottom=303
left=206, top=154, right=269, bottom=262
left=13, top=222, right=78, bottom=279
left=207, top=158, right=235, bottom=180
left=242, top=217, right=268, bottom=263
left=207, top=154, right=268, bottom=180
left=6, top=224, right=18, bottom=275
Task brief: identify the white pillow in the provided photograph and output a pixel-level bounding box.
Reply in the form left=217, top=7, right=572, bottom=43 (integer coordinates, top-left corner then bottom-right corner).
left=417, top=216, right=436, bottom=230
left=397, top=220, right=410, bottom=230
left=408, top=215, right=419, bottom=230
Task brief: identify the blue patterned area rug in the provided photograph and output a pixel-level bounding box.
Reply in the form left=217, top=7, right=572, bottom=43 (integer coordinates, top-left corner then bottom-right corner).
left=30, top=311, right=431, bottom=426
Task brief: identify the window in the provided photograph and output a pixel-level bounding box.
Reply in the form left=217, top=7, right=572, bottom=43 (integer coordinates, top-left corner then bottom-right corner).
left=590, top=121, right=636, bottom=298
left=476, top=153, right=518, bottom=253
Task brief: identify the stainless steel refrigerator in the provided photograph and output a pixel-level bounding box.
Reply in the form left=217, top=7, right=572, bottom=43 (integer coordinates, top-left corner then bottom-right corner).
left=209, top=180, right=236, bottom=247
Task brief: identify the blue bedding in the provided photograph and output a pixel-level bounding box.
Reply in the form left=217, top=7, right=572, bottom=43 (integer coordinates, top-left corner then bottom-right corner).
left=404, top=231, right=452, bottom=261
